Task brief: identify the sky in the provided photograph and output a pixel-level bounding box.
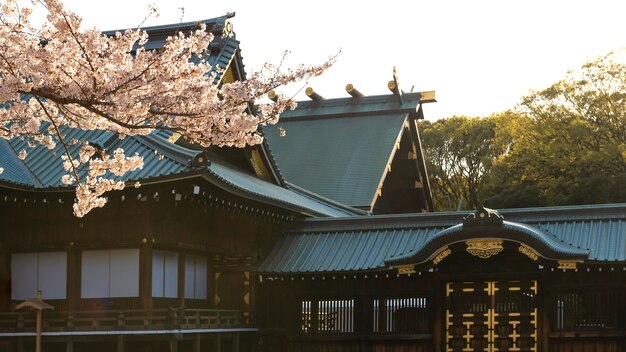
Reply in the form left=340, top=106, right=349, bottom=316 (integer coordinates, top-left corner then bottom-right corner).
left=55, top=1, right=626, bottom=120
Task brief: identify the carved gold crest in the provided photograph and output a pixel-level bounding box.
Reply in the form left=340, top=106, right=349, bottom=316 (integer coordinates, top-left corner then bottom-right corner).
left=518, top=244, right=539, bottom=261
left=557, top=260, right=580, bottom=270
left=466, top=239, right=503, bottom=259
left=433, top=247, right=452, bottom=265
left=396, top=264, right=416, bottom=275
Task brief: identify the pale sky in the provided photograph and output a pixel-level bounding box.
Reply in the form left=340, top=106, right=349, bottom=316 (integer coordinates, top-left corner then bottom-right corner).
left=60, top=0, right=626, bottom=120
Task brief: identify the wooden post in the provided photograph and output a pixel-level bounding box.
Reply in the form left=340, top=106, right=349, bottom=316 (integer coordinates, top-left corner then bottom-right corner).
left=66, top=250, right=81, bottom=311
left=193, top=333, right=201, bottom=352
left=65, top=337, right=74, bottom=352
left=432, top=279, right=443, bottom=352
left=0, top=247, right=9, bottom=312
left=169, top=335, right=178, bottom=352
left=140, top=240, right=153, bottom=311
left=233, top=333, right=240, bottom=352
left=35, top=308, right=42, bottom=352
left=178, top=250, right=186, bottom=308
left=116, top=335, right=124, bottom=352
left=216, top=333, right=221, bottom=352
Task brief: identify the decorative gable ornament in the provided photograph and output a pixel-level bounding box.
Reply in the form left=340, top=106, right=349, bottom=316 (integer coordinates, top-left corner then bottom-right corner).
left=465, top=239, right=504, bottom=259
left=462, top=205, right=504, bottom=226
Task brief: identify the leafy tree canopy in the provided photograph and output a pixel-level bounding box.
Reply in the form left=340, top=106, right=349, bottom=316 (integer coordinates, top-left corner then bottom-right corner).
left=421, top=50, right=626, bottom=210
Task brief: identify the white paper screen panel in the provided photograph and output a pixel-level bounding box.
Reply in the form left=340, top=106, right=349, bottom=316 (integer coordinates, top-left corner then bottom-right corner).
left=81, top=250, right=110, bottom=298
left=11, top=252, right=67, bottom=300
left=11, top=253, right=38, bottom=300
left=81, top=249, right=139, bottom=298
left=152, top=251, right=165, bottom=297
left=184, top=255, right=195, bottom=299
left=163, top=251, right=178, bottom=298
left=109, top=249, right=139, bottom=297
left=152, top=250, right=178, bottom=298
left=195, top=256, right=207, bottom=299
left=38, top=252, right=67, bottom=299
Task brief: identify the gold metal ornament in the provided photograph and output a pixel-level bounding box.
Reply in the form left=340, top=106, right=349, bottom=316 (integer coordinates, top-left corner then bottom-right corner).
left=396, top=264, right=416, bottom=275
left=433, top=247, right=452, bottom=265
left=465, top=239, right=504, bottom=259
left=518, top=244, right=539, bottom=261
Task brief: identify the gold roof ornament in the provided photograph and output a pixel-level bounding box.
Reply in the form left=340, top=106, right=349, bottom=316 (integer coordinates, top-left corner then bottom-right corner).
left=518, top=244, right=539, bottom=261
left=557, top=260, right=581, bottom=270
left=396, top=264, right=416, bottom=275
left=433, top=247, right=452, bottom=265
left=466, top=239, right=503, bottom=259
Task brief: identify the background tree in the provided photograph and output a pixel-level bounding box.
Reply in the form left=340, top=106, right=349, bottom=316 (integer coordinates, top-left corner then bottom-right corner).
left=483, top=50, right=626, bottom=208
left=0, top=0, right=333, bottom=216
left=418, top=115, right=505, bottom=211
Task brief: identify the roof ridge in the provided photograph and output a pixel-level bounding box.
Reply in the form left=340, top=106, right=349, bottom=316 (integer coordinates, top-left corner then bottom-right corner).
left=136, top=134, right=201, bottom=167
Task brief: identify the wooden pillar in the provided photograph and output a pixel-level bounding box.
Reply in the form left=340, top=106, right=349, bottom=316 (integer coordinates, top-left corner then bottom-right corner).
left=0, top=246, right=9, bottom=312
left=233, top=333, right=240, bottom=352
left=140, top=241, right=153, bottom=310
left=65, top=337, right=74, bottom=352
left=432, top=279, right=443, bottom=352
left=116, top=335, right=124, bottom=352
left=169, top=335, right=178, bottom=352
left=215, top=334, right=221, bottom=352
left=66, top=249, right=81, bottom=311
left=178, top=250, right=186, bottom=308
left=539, top=274, right=550, bottom=352
left=16, top=337, right=24, bottom=352
left=193, top=333, right=201, bottom=352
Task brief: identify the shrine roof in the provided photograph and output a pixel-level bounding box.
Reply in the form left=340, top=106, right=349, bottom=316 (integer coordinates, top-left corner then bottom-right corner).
left=264, top=92, right=434, bottom=210
left=258, top=203, right=626, bottom=273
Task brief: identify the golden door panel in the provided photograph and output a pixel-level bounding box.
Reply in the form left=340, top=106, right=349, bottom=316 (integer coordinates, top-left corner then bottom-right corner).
left=446, top=280, right=537, bottom=352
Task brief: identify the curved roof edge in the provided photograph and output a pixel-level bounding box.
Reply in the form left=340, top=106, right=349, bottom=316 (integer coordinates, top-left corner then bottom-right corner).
left=385, top=220, right=589, bottom=267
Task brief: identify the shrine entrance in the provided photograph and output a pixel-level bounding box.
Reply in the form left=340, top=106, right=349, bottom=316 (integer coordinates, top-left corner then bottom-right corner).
left=446, top=280, right=537, bottom=352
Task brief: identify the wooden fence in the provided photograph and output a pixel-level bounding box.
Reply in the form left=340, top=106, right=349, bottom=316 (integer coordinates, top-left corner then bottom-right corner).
left=0, top=308, right=250, bottom=333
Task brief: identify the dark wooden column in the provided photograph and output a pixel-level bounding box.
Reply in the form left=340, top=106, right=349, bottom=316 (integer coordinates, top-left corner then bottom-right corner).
left=0, top=245, right=9, bottom=311
left=539, top=273, right=550, bottom=352
left=178, top=250, right=186, bottom=308
left=66, top=249, right=81, bottom=311
left=116, top=335, right=124, bottom=352
left=139, top=240, right=153, bottom=310
left=432, top=279, right=443, bottom=352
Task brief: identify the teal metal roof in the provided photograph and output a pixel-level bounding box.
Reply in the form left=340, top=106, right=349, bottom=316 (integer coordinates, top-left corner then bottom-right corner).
left=264, top=93, right=427, bottom=208
left=103, top=14, right=242, bottom=84
left=258, top=203, right=626, bottom=273
left=0, top=127, right=359, bottom=217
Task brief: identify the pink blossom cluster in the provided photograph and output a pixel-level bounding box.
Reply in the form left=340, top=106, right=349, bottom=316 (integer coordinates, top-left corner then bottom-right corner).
left=0, top=0, right=334, bottom=216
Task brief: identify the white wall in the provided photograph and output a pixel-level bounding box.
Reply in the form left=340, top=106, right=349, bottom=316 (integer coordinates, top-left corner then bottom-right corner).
left=11, top=252, right=67, bottom=300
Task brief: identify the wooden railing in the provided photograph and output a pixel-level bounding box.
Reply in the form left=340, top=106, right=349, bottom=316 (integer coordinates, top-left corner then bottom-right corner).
left=0, top=308, right=252, bottom=333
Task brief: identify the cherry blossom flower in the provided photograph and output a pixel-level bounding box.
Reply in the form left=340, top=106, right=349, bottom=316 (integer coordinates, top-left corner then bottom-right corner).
left=0, top=0, right=335, bottom=216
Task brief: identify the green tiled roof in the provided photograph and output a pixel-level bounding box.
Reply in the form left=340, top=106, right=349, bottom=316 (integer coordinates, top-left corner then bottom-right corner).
left=264, top=93, right=426, bottom=209
left=258, top=203, right=626, bottom=273
left=0, top=128, right=359, bottom=217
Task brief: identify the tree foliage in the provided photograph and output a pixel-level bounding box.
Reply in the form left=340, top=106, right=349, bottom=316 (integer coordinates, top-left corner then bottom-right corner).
left=483, top=50, right=626, bottom=208
left=421, top=50, right=626, bottom=210
left=0, top=0, right=333, bottom=216
left=418, top=115, right=503, bottom=211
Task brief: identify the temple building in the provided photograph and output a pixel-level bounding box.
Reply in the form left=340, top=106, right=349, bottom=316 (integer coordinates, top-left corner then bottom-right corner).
left=0, top=13, right=625, bottom=352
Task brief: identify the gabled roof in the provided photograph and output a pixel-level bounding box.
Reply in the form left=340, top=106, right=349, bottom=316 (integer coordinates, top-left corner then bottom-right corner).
left=0, top=129, right=360, bottom=217
left=258, top=203, right=626, bottom=274
left=0, top=14, right=353, bottom=216
left=103, top=14, right=241, bottom=84
left=264, top=92, right=435, bottom=213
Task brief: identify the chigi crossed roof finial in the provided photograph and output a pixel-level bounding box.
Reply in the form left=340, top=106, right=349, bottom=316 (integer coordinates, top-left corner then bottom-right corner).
left=462, top=204, right=504, bottom=226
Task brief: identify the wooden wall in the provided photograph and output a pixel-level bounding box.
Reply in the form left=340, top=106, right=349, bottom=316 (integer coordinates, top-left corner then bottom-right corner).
left=0, top=178, right=287, bottom=314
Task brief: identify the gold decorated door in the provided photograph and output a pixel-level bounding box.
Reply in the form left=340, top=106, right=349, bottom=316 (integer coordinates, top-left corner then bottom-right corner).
left=446, top=280, right=537, bottom=352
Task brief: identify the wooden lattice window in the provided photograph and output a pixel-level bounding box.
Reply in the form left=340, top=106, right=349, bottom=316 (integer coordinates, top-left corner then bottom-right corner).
left=373, top=296, right=431, bottom=334
left=554, top=289, right=623, bottom=330
left=300, top=299, right=354, bottom=334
